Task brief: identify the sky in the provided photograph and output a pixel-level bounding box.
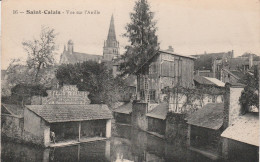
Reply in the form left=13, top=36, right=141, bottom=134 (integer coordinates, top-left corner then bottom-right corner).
left=1, top=0, right=260, bottom=69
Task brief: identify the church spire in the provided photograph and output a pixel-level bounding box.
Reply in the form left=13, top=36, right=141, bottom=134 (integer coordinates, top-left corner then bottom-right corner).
left=107, top=14, right=116, bottom=41
left=103, top=14, right=120, bottom=61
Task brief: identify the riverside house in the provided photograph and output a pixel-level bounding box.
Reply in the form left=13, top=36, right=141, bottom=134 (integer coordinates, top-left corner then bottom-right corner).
left=132, top=50, right=195, bottom=135
left=20, top=85, right=112, bottom=147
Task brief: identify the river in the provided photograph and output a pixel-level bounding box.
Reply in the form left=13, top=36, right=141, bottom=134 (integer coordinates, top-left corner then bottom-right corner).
left=2, top=124, right=222, bottom=162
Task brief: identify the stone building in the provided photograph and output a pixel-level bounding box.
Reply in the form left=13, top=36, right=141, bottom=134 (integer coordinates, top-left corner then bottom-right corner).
left=2, top=85, right=113, bottom=147
left=1, top=104, right=24, bottom=140
left=221, top=82, right=259, bottom=161
left=132, top=50, right=195, bottom=135
left=187, top=103, right=224, bottom=159
left=103, top=14, right=120, bottom=61
left=24, top=104, right=112, bottom=147
left=59, top=15, right=120, bottom=64
left=59, top=40, right=103, bottom=64
left=192, top=51, right=234, bottom=77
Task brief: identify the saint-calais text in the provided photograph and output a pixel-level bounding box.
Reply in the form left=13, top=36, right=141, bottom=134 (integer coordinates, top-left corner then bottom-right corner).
left=23, top=10, right=100, bottom=15
left=26, top=10, right=61, bottom=14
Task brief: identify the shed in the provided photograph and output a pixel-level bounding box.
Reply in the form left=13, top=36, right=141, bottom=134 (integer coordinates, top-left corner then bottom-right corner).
left=24, top=104, right=113, bottom=147
left=187, top=103, right=224, bottom=156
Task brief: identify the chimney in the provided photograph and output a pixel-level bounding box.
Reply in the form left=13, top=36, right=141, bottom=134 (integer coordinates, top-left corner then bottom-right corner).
left=223, top=83, right=245, bottom=129
left=167, top=46, right=174, bottom=52
left=249, top=54, right=253, bottom=69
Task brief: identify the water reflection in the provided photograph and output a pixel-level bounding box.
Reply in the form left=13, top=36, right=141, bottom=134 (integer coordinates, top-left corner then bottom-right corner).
left=2, top=124, right=220, bottom=162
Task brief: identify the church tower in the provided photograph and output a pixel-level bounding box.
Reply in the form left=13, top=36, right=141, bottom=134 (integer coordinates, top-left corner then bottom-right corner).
left=103, top=14, right=120, bottom=61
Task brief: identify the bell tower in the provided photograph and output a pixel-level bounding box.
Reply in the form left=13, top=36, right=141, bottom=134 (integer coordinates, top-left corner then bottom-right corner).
left=103, top=14, right=120, bottom=61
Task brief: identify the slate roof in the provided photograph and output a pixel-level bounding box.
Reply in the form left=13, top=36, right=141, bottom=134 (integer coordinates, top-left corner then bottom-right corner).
left=113, top=102, right=132, bottom=114
left=26, top=104, right=112, bottom=123
left=194, top=75, right=225, bottom=87
left=60, top=52, right=103, bottom=64
left=187, top=103, right=224, bottom=130
left=2, top=104, right=24, bottom=118
left=221, top=113, right=259, bottom=146
left=146, top=103, right=168, bottom=120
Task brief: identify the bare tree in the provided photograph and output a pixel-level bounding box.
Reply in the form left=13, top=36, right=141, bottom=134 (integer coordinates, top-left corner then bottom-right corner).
left=22, top=26, right=58, bottom=82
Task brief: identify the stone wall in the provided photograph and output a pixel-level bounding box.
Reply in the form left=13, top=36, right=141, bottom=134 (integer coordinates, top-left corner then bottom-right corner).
left=222, top=138, right=259, bottom=161
left=23, top=107, right=47, bottom=146
left=169, top=89, right=224, bottom=114
left=165, top=113, right=187, bottom=145
left=132, top=102, right=148, bottom=131
left=1, top=114, right=24, bottom=140
left=223, top=83, right=244, bottom=129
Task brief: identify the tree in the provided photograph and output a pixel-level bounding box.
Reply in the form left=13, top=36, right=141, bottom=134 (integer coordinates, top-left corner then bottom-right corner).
left=22, top=26, right=58, bottom=82
left=239, top=66, right=259, bottom=113
left=56, top=61, right=127, bottom=107
left=119, top=0, right=159, bottom=76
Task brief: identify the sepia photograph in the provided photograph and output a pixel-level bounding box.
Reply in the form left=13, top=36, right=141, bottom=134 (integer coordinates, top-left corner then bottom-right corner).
left=1, top=0, right=260, bottom=161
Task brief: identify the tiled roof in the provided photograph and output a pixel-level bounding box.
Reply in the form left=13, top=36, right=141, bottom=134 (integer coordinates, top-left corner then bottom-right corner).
left=26, top=104, right=112, bottom=123
left=187, top=103, right=224, bottom=130
left=60, top=52, right=103, bottom=64
left=146, top=103, right=168, bottom=120
left=221, top=113, right=259, bottom=146
left=113, top=102, right=132, bottom=114
left=2, top=104, right=24, bottom=118
left=194, top=75, right=225, bottom=87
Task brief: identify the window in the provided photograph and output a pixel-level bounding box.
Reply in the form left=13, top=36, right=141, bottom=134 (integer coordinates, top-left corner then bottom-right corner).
left=149, top=90, right=156, bottom=101
left=140, top=90, right=145, bottom=100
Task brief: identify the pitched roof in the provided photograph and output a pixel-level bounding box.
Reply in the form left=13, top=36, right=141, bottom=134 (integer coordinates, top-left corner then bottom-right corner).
left=107, top=14, right=116, bottom=41
left=113, top=102, right=132, bottom=114
left=2, top=104, right=24, bottom=118
left=60, top=52, right=103, bottom=64
left=26, top=104, right=112, bottom=123
left=222, top=69, right=241, bottom=80
left=187, top=103, right=224, bottom=130
left=221, top=113, right=259, bottom=146
left=146, top=103, right=168, bottom=120
left=135, top=50, right=195, bottom=74
left=194, top=75, right=225, bottom=87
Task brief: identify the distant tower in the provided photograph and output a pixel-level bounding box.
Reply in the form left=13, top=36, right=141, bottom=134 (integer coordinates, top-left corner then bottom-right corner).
left=68, top=40, right=74, bottom=54
left=103, top=14, right=120, bottom=61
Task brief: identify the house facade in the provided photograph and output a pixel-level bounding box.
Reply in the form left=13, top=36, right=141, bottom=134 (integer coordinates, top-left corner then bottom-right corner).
left=132, top=51, right=195, bottom=135
left=136, top=50, right=195, bottom=103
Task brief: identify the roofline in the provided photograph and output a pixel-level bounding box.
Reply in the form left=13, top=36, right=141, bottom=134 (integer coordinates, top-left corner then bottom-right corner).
left=222, top=68, right=240, bottom=80
left=135, top=50, right=196, bottom=74
left=2, top=104, right=23, bottom=118
left=25, top=106, right=49, bottom=123
left=159, top=50, right=197, bottom=60
left=25, top=105, right=112, bottom=123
